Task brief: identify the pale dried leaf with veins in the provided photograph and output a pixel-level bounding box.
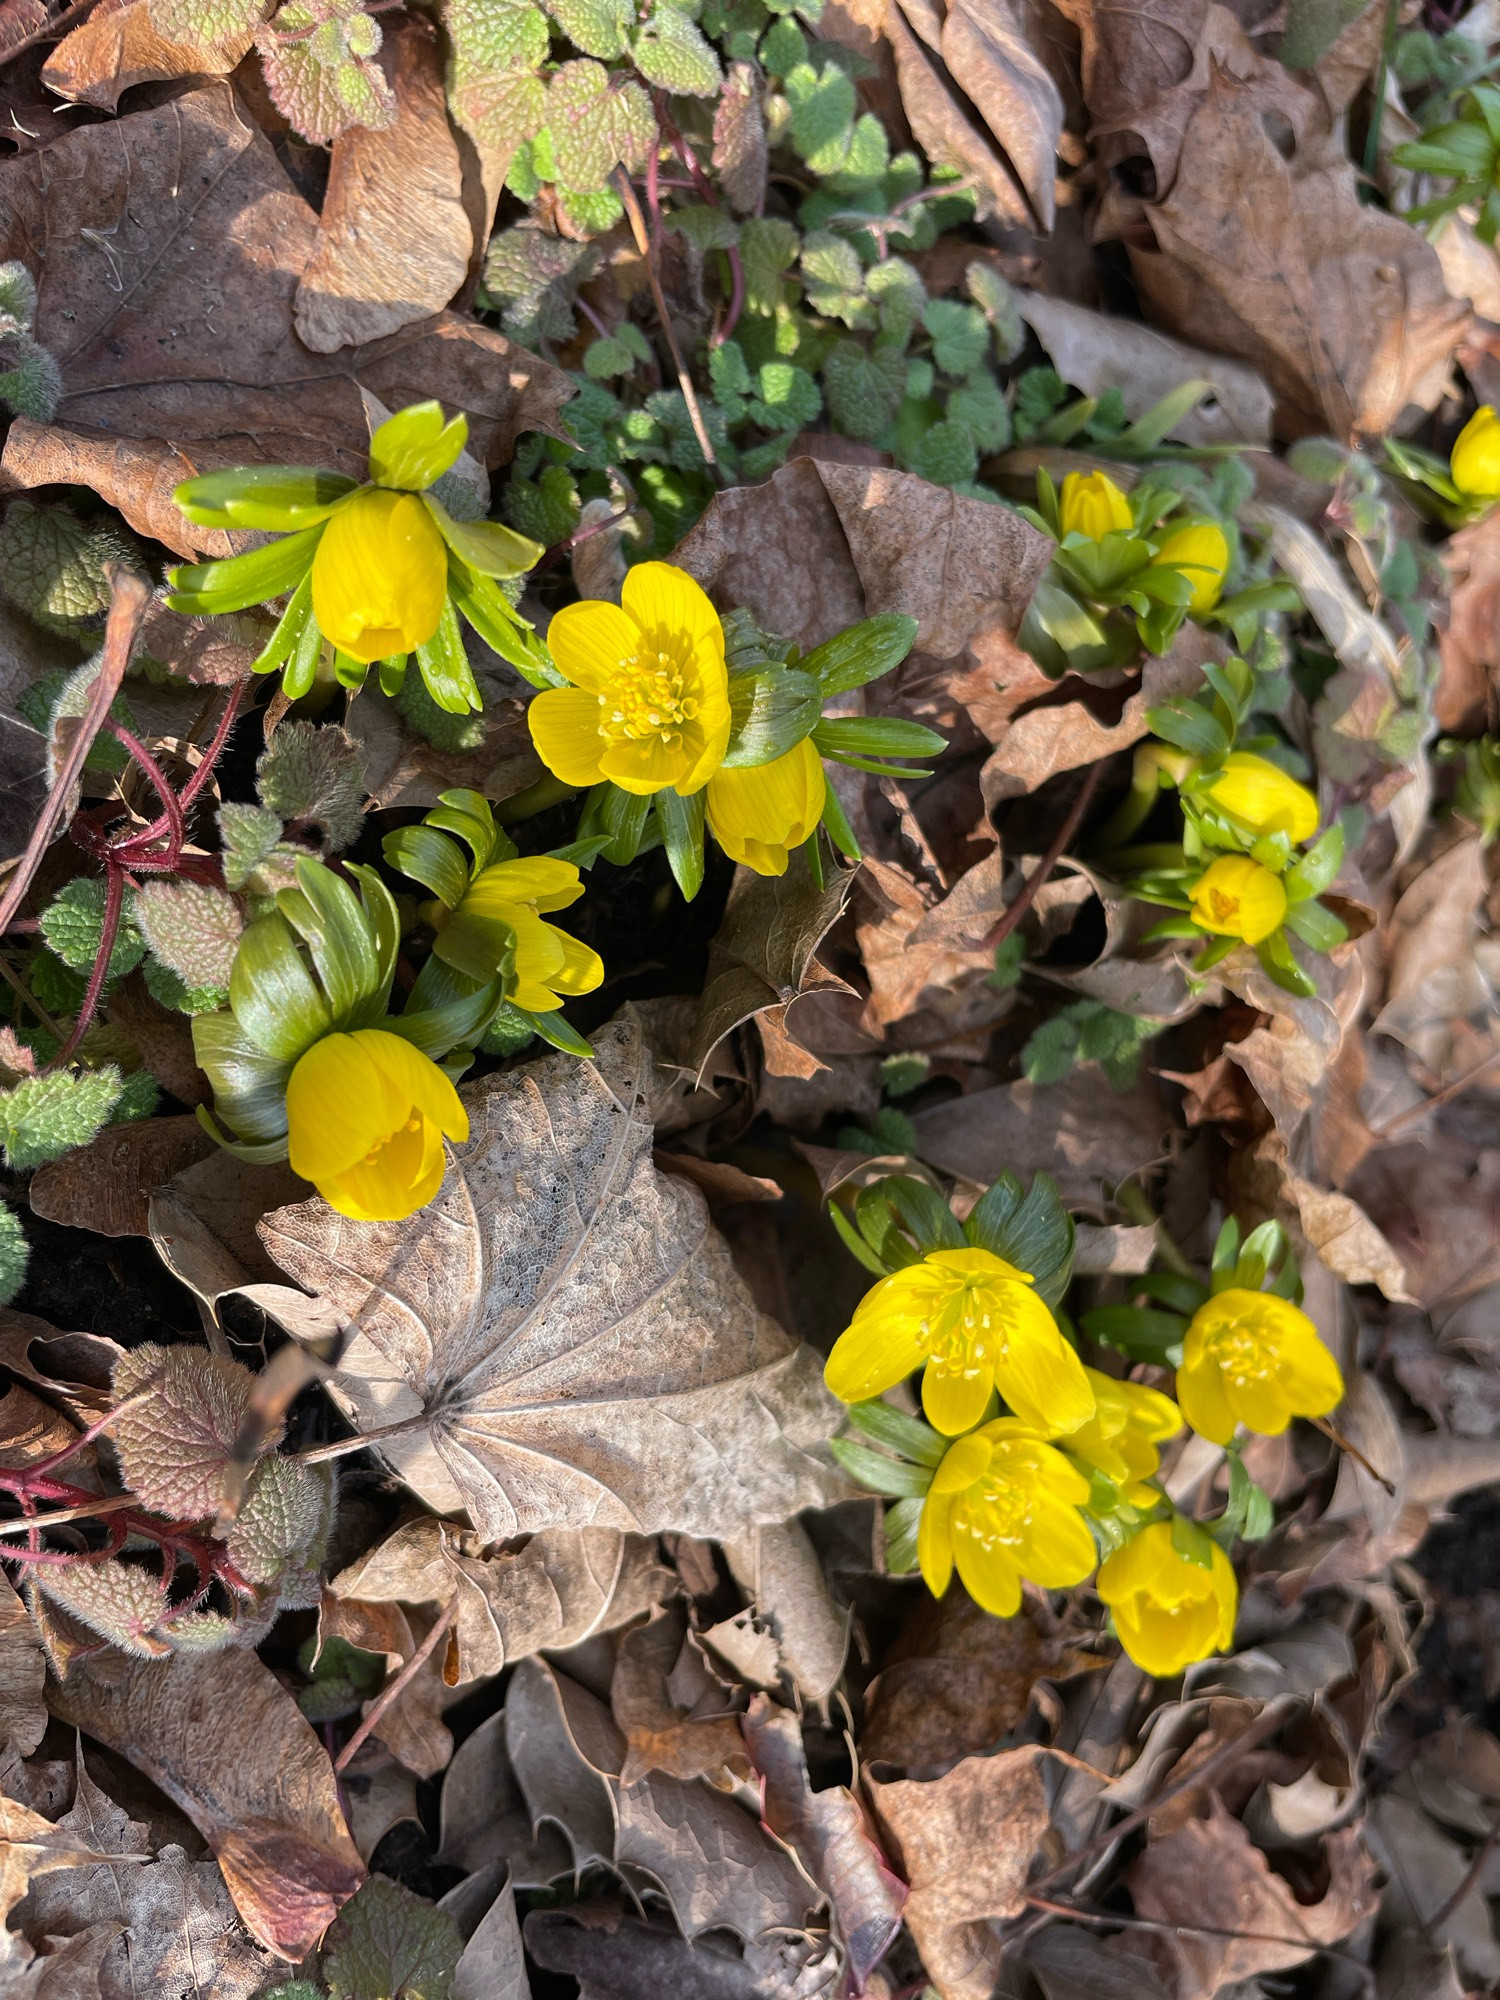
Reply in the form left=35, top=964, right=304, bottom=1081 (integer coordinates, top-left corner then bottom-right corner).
left=868, top=1746, right=1053, bottom=2000
left=110, top=1344, right=266, bottom=1522
left=0, top=1784, right=129, bottom=1933
left=1374, top=835, right=1494, bottom=1074
left=913, top=1068, right=1169, bottom=1210
left=722, top=1519, right=849, bottom=1703
left=21, top=1751, right=275, bottom=2000
left=46, top=1644, right=364, bottom=1960
left=611, top=1608, right=750, bottom=1789
left=259, top=1009, right=848, bottom=1542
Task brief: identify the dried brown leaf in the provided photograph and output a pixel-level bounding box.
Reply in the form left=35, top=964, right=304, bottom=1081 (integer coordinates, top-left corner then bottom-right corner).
left=611, top=1608, right=750, bottom=1789
left=0, top=1580, right=45, bottom=1760
left=41, top=0, right=250, bottom=111
left=912, top=1068, right=1170, bottom=1209
left=27, top=1116, right=216, bottom=1242
left=1375, top=835, right=1493, bottom=1074
left=46, top=1645, right=364, bottom=1959
left=345, top=652, right=543, bottom=810
left=259, top=1010, right=848, bottom=1540
left=1438, top=509, right=1500, bottom=734
left=721, top=1519, right=849, bottom=1704
left=0, top=84, right=569, bottom=559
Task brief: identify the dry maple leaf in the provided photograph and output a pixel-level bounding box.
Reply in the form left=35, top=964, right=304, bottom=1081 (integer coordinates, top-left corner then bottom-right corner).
left=260, top=1008, right=848, bottom=1541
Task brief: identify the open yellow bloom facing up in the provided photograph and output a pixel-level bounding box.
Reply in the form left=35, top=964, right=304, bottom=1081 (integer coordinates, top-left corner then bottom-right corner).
left=285, top=1028, right=468, bottom=1222
left=311, top=487, right=450, bottom=665
left=1189, top=854, right=1287, bottom=946
left=1097, top=1522, right=1238, bottom=1678
left=919, top=1420, right=1097, bottom=1617
left=704, top=737, right=826, bottom=875
left=1058, top=469, right=1133, bottom=541
left=1176, top=1288, right=1343, bottom=1446
left=1066, top=1369, right=1183, bottom=1508
left=824, top=1246, right=1095, bottom=1438
left=1150, top=520, right=1229, bottom=615
left=529, top=563, right=731, bottom=797
left=440, top=857, right=604, bottom=1013
left=1203, top=752, right=1319, bottom=843
left=1451, top=404, right=1500, bottom=499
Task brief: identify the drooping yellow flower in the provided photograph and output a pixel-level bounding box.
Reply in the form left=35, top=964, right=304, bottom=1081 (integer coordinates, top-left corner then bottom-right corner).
left=1150, top=521, right=1229, bottom=615
left=1451, top=404, right=1500, bottom=498
left=1097, top=1522, right=1237, bottom=1677
left=704, top=738, right=826, bottom=875
left=1189, top=854, right=1287, bottom=945
left=1058, top=470, right=1133, bottom=541
left=1065, top=1369, right=1182, bottom=1507
left=285, top=1028, right=468, bottom=1222
left=310, top=487, right=449, bottom=664
left=434, top=857, right=604, bottom=1013
left=1176, top=1288, right=1343, bottom=1446
left=1203, top=752, right=1319, bottom=843
left=529, top=563, right=731, bottom=797
left=918, top=1420, right=1097, bottom=1617
left=824, top=1247, right=1095, bottom=1438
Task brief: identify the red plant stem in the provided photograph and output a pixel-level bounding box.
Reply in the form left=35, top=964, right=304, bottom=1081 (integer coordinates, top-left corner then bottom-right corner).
left=105, top=723, right=186, bottom=856
left=715, top=246, right=746, bottom=349
left=53, top=864, right=126, bottom=1066
left=176, top=678, right=246, bottom=815
left=614, top=167, right=718, bottom=474
left=979, top=762, right=1103, bottom=954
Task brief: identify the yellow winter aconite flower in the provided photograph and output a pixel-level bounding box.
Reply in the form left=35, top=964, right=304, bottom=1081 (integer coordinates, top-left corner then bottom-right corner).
left=1058, top=469, right=1133, bottom=541
left=1097, top=1522, right=1238, bottom=1677
left=704, top=737, right=827, bottom=875
left=824, top=1247, right=1095, bottom=1438
left=529, top=563, right=731, bottom=797
left=918, top=1420, right=1097, bottom=1617
left=1451, top=404, right=1500, bottom=498
left=1065, top=1369, right=1183, bottom=1507
left=285, top=1028, right=468, bottom=1222
left=434, top=858, right=603, bottom=1013
left=1176, top=1288, right=1343, bottom=1445
left=1203, top=752, right=1319, bottom=843
left=1150, top=521, right=1229, bottom=615
left=1189, top=854, right=1287, bottom=945
left=310, top=486, right=450, bottom=665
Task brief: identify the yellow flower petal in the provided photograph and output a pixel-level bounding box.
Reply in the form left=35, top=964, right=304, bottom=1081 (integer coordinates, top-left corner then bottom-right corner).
left=621, top=560, right=726, bottom=675
left=1059, top=470, right=1133, bottom=540
left=988, top=1290, right=1096, bottom=1435
left=310, top=487, right=448, bottom=664
left=824, top=1312, right=928, bottom=1405
left=952, top=1531, right=1023, bottom=1617
left=1189, top=854, right=1287, bottom=946
left=1205, top=753, right=1320, bottom=843
left=285, top=1032, right=408, bottom=1180
left=1181, top=1288, right=1343, bottom=1442
left=705, top=739, right=827, bottom=875
left=1150, top=520, right=1229, bottom=615
left=465, top=858, right=586, bottom=915
left=1174, top=1347, right=1238, bottom=1446
left=547, top=598, right=645, bottom=694
left=1451, top=404, right=1500, bottom=499
left=600, top=728, right=715, bottom=798
left=1097, top=1523, right=1239, bottom=1678
left=527, top=686, right=609, bottom=788
left=1019, top=1499, right=1098, bottom=1588
left=918, top=1489, right=955, bottom=1597
left=286, top=1029, right=466, bottom=1221
left=921, top=1358, right=995, bottom=1437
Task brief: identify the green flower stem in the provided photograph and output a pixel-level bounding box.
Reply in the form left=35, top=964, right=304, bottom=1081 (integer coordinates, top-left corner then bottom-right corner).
left=493, top=772, right=582, bottom=823
left=1116, top=1180, right=1196, bottom=1280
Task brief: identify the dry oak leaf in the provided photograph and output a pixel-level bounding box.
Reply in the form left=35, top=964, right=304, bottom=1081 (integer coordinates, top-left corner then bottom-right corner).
left=294, top=21, right=474, bottom=354
left=259, top=1008, right=849, bottom=1541
left=0, top=84, right=570, bottom=559
left=46, top=1644, right=364, bottom=1960
left=673, top=454, right=1051, bottom=662
left=1125, top=1798, right=1377, bottom=1998
left=868, top=1745, right=1052, bottom=2000
left=1437, top=508, right=1500, bottom=734
left=611, top=1606, right=751, bottom=1789
left=41, top=0, right=252, bottom=111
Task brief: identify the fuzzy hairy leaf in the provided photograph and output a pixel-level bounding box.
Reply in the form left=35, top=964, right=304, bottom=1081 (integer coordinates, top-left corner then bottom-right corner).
left=39, top=878, right=144, bottom=979
left=0, top=1202, right=27, bottom=1306
left=784, top=56, right=854, bottom=171
left=134, top=879, right=243, bottom=988
left=226, top=1453, right=335, bottom=1604
left=257, top=0, right=397, bottom=143
left=111, top=1343, right=264, bottom=1521
left=546, top=59, right=654, bottom=190
left=548, top=0, right=632, bottom=55
left=632, top=3, right=721, bottom=94
left=323, top=1877, right=461, bottom=2000
left=259, top=1009, right=846, bottom=1540
left=0, top=1067, right=123, bottom=1170
left=256, top=720, right=367, bottom=851
left=713, top=59, right=767, bottom=212
left=218, top=801, right=293, bottom=896
left=0, top=502, right=142, bottom=634
left=739, top=215, right=799, bottom=313
left=909, top=415, right=978, bottom=488
left=36, top=1558, right=171, bottom=1657
left=823, top=338, right=905, bottom=438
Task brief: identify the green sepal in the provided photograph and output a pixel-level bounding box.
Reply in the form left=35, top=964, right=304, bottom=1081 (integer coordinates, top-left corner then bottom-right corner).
left=884, top=1496, right=922, bottom=1574
left=388, top=979, right=506, bottom=1060
left=1253, top=930, right=1316, bottom=996
left=852, top=1183, right=925, bottom=1271
left=425, top=790, right=508, bottom=872
left=416, top=598, right=483, bottom=714
left=819, top=777, right=861, bottom=860
left=579, top=781, right=654, bottom=866
left=253, top=572, right=315, bottom=677
left=880, top=1173, right=966, bottom=1253
left=228, top=912, right=333, bottom=1062
left=799, top=615, right=919, bottom=700
left=1134, top=1270, right=1208, bottom=1316
left=173, top=466, right=357, bottom=531
left=517, top=1006, right=594, bottom=1058
left=720, top=666, right=822, bottom=768
left=830, top=1436, right=934, bottom=1497
left=845, top=1398, right=947, bottom=1467
left=384, top=824, right=472, bottom=910
left=191, top=1012, right=293, bottom=1148
left=166, top=525, right=325, bottom=616
left=283, top=605, right=326, bottom=700
left=828, top=1197, right=889, bottom=1275
left=812, top=716, right=946, bottom=765
left=447, top=563, right=562, bottom=689
left=379, top=653, right=409, bottom=697
left=333, top=650, right=368, bottom=691
left=963, top=1171, right=1075, bottom=1308
left=656, top=787, right=705, bottom=901
left=425, top=495, right=543, bottom=579
left=1080, top=1303, right=1186, bottom=1367
left=277, top=858, right=387, bottom=1026
left=1171, top=1511, right=1218, bottom=1571
left=369, top=402, right=468, bottom=491
left=194, top=1102, right=291, bottom=1164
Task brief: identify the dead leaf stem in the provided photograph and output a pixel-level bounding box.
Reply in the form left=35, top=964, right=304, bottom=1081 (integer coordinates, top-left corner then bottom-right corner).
left=334, top=1595, right=460, bottom=1774
left=980, top=760, right=1102, bottom=954
left=614, top=166, right=719, bottom=477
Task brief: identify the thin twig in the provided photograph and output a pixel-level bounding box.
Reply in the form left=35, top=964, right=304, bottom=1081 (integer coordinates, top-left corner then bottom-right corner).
left=0, top=1495, right=131, bottom=1533
left=1369, top=1045, right=1500, bottom=1140
left=298, top=1415, right=427, bottom=1465
left=335, top=1597, right=460, bottom=1774
left=980, top=762, right=1102, bottom=954
left=1425, top=1803, right=1500, bottom=1936
left=1311, top=1414, right=1397, bottom=1495
left=614, top=166, right=719, bottom=476
left=0, top=570, right=149, bottom=942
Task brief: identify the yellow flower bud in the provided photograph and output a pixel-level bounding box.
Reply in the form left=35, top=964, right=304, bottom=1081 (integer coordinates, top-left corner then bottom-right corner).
left=1096, top=1521, right=1238, bottom=1678
left=1203, top=752, right=1319, bottom=843
left=705, top=737, right=826, bottom=875
left=285, top=1028, right=468, bottom=1221
left=1450, top=404, right=1500, bottom=499
left=1150, top=520, right=1229, bottom=615
left=1065, top=1368, right=1182, bottom=1507
left=1176, top=1288, right=1343, bottom=1446
left=311, top=488, right=449, bottom=665
left=1188, top=854, right=1287, bottom=946
left=1058, top=470, right=1133, bottom=541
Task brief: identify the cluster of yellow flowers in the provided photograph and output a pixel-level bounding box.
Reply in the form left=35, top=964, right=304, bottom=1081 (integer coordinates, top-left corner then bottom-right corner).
left=1058, top=470, right=1231, bottom=616
left=824, top=1229, right=1343, bottom=1678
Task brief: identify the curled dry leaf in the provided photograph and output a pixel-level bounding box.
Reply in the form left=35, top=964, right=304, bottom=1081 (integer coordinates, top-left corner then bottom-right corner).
left=345, top=648, right=544, bottom=810
left=611, top=1606, right=751, bottom=1788
left=1374, top=835, right=1493, bottom=1076
left=722, top=1518, right=850, bottom=1704
left=26, top=1116, right=215, bottom=1243
left=260, top=1009, right=849, bottom=1540
left=0, top=84, right=570, bottom=559
left=41, top=0, right=251, bottom=111
left=868, top=1746, right=1053, bottom=2000
left=45, top=1644, right=365, bottom=1959
left=294, top=22, right=473, bottom=354
left=854, top=848, right=1007, bottom=1036
left=0, top=1578, right=45, bottom=1759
